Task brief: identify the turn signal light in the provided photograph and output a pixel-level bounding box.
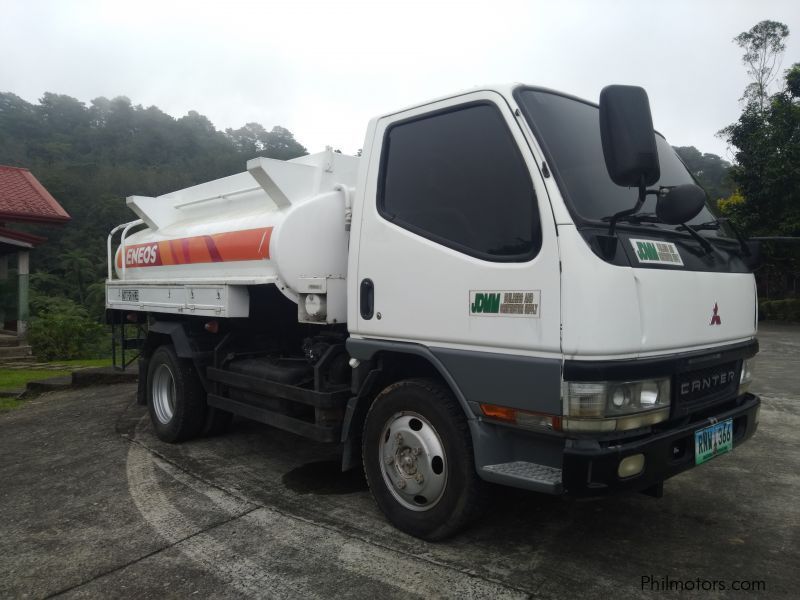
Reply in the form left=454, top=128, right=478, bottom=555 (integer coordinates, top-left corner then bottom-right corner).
left=480, top=403, right=561, bottom=432
left=480, top=404, right=516, bottom=422
left=204, top=320, right=219, bottom=334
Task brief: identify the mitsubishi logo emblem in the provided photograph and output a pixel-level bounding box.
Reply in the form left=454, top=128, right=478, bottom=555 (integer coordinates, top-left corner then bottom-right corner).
left=710, top=302, right=722, bottom=326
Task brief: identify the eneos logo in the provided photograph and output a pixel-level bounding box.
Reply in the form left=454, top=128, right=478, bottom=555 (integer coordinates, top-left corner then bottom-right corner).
left=125, top=244, right=160, bottom=267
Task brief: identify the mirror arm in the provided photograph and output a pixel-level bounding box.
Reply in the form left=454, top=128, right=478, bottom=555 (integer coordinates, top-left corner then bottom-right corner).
left=606, top=176, right=648, bottom=238
left=598, top=176, right=651, bottom=259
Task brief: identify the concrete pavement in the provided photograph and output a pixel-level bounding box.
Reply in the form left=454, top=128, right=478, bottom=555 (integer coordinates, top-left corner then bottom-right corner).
left=1, top=323, right=798, bottom=598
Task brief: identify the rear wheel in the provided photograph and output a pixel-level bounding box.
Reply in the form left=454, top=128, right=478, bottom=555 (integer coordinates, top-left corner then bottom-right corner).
left=362, top=378, right=487, bottom=540
left=147, top=345, right=206, bottom=443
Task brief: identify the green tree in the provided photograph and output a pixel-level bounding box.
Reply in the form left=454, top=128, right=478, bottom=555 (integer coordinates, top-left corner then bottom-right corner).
left=720, top=63, right=800, bottom=235
left=260, top=126, right=307, bottom=160
left=673, top=146, right=734, bottom=205
left=734, top=20, right=790, bottom=109
left=0, top=90, right=310, bottom=336
left=225, top=123, right=307, bottom=160
left=59, top=250, right=95, bottom=305
left=719, top=37, right=800, bottom=298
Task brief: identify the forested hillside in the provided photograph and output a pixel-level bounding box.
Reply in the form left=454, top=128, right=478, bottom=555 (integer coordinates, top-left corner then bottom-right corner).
left=673, top=146, right=735, bottom=205
left=0, top=92, right=307, bottom=319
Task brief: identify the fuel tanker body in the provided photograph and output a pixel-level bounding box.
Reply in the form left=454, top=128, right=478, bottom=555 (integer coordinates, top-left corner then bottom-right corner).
left=109, top=150, right=357, bottom=322
left=106, top=84, right=761, bottom=541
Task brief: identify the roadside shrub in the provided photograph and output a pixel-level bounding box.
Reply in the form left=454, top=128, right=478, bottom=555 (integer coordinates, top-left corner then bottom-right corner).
left=27, top=296, right=106, bottom=361
left=759, top=298, right=800, bottom=322
left=759, top=300, right=772, bottom=320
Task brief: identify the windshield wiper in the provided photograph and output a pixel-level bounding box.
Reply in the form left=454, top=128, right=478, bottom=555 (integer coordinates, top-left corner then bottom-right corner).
left=680, top=220, right=720, bottom=231
left=608, top=211, right=714, bottom=254
left=682, top=218, right=752, bottom=257
left=677, top=223, right=713, bottom=254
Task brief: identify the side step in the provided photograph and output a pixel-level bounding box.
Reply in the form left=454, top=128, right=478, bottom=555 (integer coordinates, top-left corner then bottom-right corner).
left=480, top=461, right=563, bottom=494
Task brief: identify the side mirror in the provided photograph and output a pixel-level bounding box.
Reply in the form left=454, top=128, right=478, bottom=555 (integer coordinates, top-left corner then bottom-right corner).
left=599, top=85, right=660, bottom=187
left=656, top=184, right=706, bottom=224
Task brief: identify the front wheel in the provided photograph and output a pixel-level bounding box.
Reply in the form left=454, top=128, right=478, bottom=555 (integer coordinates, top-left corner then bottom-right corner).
left=147, top=345, right=206, bottom=443
left=362, top=378, right=487, bottom=540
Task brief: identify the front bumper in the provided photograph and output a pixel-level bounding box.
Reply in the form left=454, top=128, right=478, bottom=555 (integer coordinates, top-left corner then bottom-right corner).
left=562, top=393, right=760, bottom=496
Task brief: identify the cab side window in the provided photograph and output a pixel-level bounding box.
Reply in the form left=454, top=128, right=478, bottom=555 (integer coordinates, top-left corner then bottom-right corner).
left=378, top=103, right=541, bottom=261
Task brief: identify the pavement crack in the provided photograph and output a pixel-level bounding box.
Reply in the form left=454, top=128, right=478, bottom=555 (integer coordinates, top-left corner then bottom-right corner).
left=43, top=506, right=262, bottom=599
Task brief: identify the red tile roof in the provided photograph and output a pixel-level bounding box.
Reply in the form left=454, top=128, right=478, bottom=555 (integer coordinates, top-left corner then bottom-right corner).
left=0, top=226, right=46, bottom=246
left=0, top=165, right=71, bottom=224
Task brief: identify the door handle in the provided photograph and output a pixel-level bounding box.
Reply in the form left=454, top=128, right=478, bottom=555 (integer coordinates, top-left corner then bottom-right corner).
left=360, top=278, right=374, bottom=320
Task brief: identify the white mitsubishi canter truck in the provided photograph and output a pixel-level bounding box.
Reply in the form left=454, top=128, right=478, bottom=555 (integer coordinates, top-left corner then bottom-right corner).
left=106, top=84, right=760, bottom=540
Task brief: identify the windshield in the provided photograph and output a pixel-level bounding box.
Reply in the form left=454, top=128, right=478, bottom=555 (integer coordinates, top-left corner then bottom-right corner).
left=516, top=88, right=720, bottom=230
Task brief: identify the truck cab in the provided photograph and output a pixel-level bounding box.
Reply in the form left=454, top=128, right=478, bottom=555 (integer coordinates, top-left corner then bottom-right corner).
left=107, top=83, right=759, bottom=541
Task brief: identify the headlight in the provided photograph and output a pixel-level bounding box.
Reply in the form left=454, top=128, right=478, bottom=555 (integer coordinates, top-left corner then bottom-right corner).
left=739, top=358, right=755, bottom=395
left=562, top=378, right=671, bottom=432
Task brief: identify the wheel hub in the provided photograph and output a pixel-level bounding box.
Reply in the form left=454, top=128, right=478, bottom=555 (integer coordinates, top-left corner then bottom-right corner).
left=151, top=363, right=176, bottom=425
left=378, top=412, right=447, bottom=512
left=396, top=447, right=418, bottom=476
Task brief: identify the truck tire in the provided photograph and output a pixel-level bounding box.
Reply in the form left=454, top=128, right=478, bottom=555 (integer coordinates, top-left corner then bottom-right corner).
left=362, top=378, right=487, bottom=540
left=147, top=345, right=206, bottom=443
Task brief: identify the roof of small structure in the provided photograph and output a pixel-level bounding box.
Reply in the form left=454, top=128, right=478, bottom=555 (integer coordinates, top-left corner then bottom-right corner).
left=0, top=165, right=71, bottom=224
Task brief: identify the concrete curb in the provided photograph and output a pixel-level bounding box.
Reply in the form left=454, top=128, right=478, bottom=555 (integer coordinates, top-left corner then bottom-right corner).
left=22, top=367, right=138, bottom=399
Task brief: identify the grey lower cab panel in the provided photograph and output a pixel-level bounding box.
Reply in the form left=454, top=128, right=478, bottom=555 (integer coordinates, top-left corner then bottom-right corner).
left=432, top=347, right=562, bottom=414
left=346, top=338, right=563, bottom=415
left=480, top=461, right=563, bottom=494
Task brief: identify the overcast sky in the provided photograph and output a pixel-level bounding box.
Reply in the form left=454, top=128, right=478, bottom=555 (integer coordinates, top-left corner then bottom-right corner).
left=1, top=0, right=798, bottom=161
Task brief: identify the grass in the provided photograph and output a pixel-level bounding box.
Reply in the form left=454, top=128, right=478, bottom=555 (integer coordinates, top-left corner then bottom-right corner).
left=0, top=368, right=72, bottom=392
left=0, top=358, right=113, bottom=396
left=55, top=358, right=113, bottom=368
left=0, top=397, right=25, bottom=412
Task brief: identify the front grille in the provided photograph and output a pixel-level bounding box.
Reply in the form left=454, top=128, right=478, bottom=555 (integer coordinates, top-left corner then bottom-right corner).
left=675, top=361, right=740, bottom=412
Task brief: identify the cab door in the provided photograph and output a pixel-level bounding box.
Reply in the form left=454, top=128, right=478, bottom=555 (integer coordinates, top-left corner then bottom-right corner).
left=349, top=90, right=561, bottom=360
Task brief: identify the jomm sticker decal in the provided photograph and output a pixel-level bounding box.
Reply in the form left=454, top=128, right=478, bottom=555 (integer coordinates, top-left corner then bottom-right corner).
left=629, top=238, right=684, bottom=266
left=469, top=290, right=541, bottom=318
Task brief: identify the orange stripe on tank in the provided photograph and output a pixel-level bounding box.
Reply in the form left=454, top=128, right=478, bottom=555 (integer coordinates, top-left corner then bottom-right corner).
left=159, top=240, right=176, bottom=266
left=121, top=227, right=273, bottom=268
left=213, top=228, right=272, bottom=261
left=187, top=236, right=212, bottom=263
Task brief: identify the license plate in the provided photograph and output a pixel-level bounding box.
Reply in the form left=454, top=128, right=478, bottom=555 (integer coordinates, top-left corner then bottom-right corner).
left=694, top=419, right=733, bottom=465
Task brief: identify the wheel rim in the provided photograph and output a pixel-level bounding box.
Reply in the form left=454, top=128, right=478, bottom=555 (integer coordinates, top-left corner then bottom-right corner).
left=151, top=363, right=177, bottom=425
left=378, top=411, right=447, bottom=512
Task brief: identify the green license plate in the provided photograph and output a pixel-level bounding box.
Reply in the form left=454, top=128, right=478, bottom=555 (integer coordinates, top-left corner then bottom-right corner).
left=694, top=419, right=733, bottom=465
